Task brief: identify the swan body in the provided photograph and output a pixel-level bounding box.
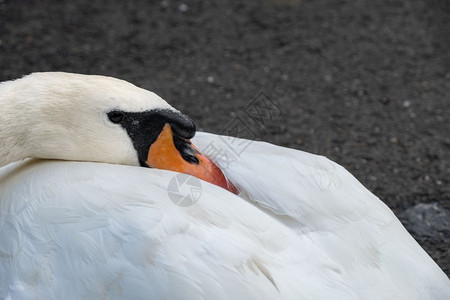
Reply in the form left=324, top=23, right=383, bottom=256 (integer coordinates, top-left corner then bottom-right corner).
left=0, top=73, right=449, bottom=299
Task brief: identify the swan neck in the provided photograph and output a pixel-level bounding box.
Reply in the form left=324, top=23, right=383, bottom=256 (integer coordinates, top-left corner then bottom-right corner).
left=0, top=80, right=34, bottom=167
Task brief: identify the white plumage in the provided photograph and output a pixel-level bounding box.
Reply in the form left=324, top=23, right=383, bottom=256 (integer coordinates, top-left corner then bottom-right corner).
left=0, top=73, right=449, bottom=299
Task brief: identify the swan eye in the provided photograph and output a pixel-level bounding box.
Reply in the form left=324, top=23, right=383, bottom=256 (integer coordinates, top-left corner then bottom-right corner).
left=108, top=111, right=125, bottom=124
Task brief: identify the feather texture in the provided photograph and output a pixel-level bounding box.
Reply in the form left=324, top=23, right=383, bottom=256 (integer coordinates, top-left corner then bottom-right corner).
left=1, top=132, right=449, bottom=299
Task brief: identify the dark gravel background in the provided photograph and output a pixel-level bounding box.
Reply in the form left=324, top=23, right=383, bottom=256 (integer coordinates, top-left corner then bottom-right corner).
left=1, top=0, right=449, bottom=275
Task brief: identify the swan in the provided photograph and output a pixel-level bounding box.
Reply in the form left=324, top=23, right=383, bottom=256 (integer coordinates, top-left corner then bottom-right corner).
left=0, top=72, right=449, bottom=299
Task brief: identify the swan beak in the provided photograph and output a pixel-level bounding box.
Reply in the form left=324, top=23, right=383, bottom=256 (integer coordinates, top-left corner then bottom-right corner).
left=146, top=124, right=238, bottom=194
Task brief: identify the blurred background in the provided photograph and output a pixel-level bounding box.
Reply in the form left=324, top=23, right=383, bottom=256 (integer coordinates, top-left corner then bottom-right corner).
left=0, top=0, right=449, bottom=275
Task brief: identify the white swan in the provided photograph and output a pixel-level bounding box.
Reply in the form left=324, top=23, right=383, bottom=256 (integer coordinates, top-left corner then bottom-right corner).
left=0, top=73, right=449, bottom=299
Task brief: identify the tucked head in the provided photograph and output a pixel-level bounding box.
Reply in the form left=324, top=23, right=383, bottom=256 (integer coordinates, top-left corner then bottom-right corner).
left=0, top=72, right=237, bottom=193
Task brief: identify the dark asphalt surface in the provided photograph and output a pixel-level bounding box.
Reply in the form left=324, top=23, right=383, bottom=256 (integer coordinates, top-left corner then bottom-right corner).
left=1, top=0, right=449, bottom=275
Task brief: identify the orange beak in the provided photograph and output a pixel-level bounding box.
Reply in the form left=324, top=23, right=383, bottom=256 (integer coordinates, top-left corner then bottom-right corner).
left=146, top=124, right=238, bottom=194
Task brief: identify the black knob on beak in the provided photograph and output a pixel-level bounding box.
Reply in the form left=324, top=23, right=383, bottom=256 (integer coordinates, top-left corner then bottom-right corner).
left=153, top=109, right=196, bottom=139
left=169, top=115, right=196, bottom=139
left=158, top=110, right=200, bottom=165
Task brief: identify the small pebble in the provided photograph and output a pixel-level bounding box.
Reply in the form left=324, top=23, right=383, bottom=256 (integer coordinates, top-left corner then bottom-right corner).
left=206, top=76, right=214, bottom=83
left=160, top=0, right=169, bottom=8
left=323, top=74, right=333, bottom=83
left=179, top=3, right=188, bottom=12
left=390, top=137, right=398, bottom=143
left=403, top=100, right=411, bottom=108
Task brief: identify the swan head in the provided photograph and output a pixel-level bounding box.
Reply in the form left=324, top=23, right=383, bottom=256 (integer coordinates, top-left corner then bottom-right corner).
left=2, top=72, right=237, bottom=193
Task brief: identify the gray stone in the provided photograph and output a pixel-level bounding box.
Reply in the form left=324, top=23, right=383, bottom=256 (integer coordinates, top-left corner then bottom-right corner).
left=399, top=203, right=450, bottom=243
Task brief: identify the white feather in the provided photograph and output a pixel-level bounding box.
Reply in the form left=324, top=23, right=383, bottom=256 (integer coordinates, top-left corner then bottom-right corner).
left=0, top=73, right=449, bottom=299
left=1, top=133, right=449, bottom=299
